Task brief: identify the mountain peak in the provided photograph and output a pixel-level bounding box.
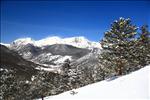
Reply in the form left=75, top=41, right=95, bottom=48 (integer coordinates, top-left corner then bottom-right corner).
left=8, top=36, right=101, bottom=49
left=13, top=37, right=34, bottom=45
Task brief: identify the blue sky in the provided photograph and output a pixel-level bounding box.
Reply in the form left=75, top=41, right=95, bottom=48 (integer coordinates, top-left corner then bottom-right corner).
left=1, top=0, right=149, bottom=43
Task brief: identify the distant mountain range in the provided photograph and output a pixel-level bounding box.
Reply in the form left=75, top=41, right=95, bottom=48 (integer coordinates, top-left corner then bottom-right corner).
left=0, top=36, right=102, bottom=73
left=8, top=36, right=101, bottom=49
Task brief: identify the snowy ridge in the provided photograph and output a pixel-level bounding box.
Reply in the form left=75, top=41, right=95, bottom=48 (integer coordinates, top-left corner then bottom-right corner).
left=13, top=38, right=34, bottom=45
left=0, top=43, right=10, bottom=47
left=9, top=36, right=101, bottom=49
left=41, top=65, right=150, bottom=100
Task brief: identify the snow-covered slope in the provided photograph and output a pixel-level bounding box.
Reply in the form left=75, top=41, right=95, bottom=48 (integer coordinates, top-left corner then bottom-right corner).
left=42, top=65, right=150, bottom=100
left=10, top=36, right=101, bottom=49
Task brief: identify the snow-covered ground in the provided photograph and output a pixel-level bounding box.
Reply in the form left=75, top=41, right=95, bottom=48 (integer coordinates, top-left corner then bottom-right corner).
left=35, top=67, right=61, bottom=73
left=41, top=65, right=150, bottom=100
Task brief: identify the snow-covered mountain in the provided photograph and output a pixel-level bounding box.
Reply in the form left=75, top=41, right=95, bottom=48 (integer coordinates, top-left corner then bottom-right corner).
left=2, top=36, right=101, bottom=69
left=10, top=36, right=101, bottom=49
left=7, top=44, right=91, bottom=68
left=30, top=44, right=90, bottom=66
left=40, top=65, right=150, bottom=100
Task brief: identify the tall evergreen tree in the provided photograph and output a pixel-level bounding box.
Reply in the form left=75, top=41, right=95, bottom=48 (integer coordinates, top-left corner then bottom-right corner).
left=100, top=18, right=138, bottom=75
left=137, top=25, right=150, bottom=66
left=126, top=25, right=150, bottom=69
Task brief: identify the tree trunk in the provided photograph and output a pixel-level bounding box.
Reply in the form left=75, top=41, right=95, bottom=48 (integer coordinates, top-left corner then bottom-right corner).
left=118, top=65, right=122, bottom=75
left=41, top=96, right=44, bottom=100
left=102, top=71, right=105, bottom=80
left=116, top=60, right=123, bottom=76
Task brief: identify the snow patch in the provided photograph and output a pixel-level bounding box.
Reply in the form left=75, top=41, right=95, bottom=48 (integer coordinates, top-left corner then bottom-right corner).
left=54, top=56, right=72, bottom=64
left=36, top=66, right=61, bottom=73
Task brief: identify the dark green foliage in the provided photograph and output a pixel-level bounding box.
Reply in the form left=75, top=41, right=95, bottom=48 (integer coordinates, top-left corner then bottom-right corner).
left=100, top=18, right=138, bottom=76
left=100, top=18, right=150, bottom=77
left=0, top=68, right=71, bottom=100
left=137, top=25, right=150, bottom=66
left=29, top=71, right=62, bottom=99
left=0, top=69, right=31, bottom=100
left=122, top=25, right=150, bottom=69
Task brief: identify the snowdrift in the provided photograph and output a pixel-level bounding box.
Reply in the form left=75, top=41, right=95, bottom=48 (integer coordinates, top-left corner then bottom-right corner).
left=42, top=65, right=150, bottom=100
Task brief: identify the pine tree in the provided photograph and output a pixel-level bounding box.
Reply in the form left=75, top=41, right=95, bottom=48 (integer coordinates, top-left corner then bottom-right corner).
left=68, top=67, right=81, bottom=89
left=60, top=59, right=73, bottom=90
left=62, top=59, right=71, bottom=76
left=126, top=25, right=150, bottom=70
left=29, top=71, right=58, bottom=99
left=100, top=18, right=138, bottom=76
left=137, top=25, right=150, bottom=66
